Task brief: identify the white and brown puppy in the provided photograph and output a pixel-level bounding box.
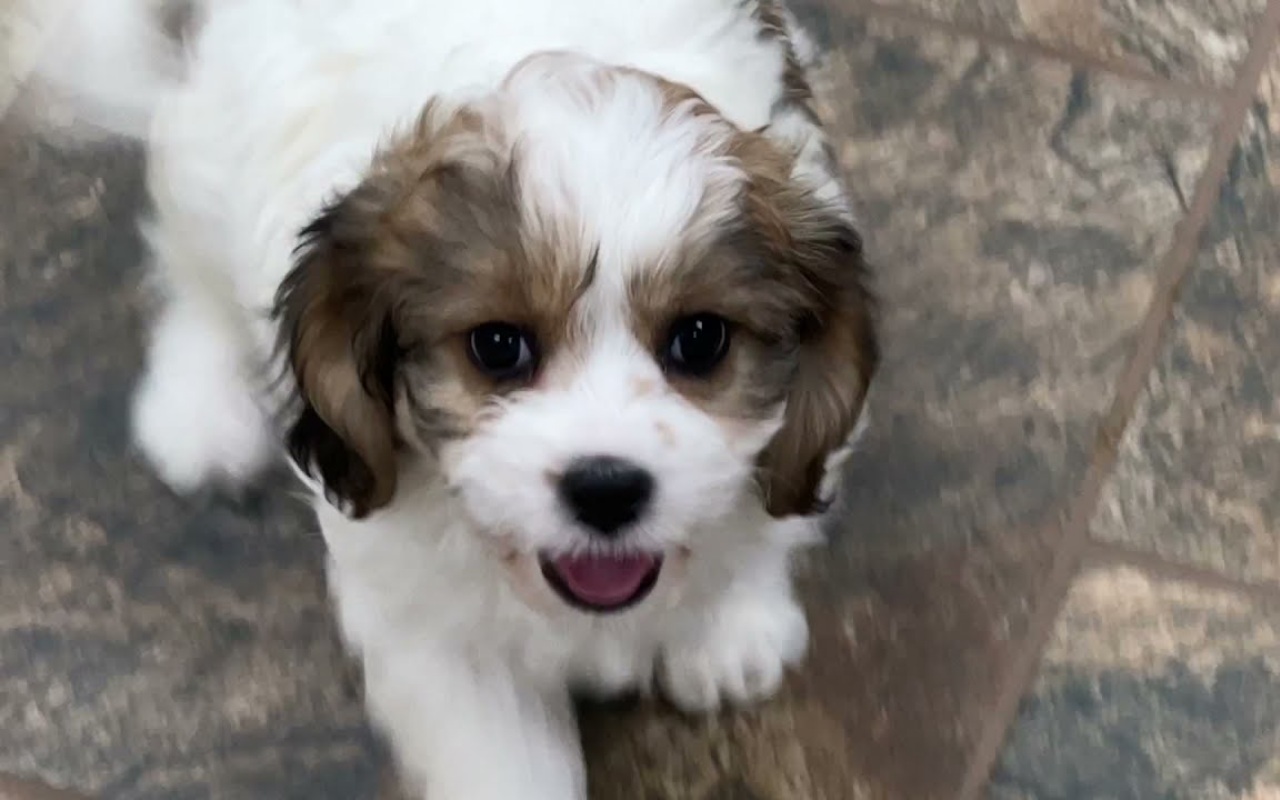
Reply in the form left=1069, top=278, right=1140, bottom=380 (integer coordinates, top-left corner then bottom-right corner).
left=31, top=0, right=877, bottom=796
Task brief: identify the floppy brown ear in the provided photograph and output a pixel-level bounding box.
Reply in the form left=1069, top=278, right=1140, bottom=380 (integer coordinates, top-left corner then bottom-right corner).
left=274, top=201, right=403, bottom=519
left=752, top=190, right=879, bottom=518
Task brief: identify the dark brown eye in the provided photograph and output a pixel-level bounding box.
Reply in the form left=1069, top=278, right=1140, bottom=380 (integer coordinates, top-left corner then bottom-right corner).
left=664, top=314, right=730, bottom=377
left=468, top=323, right=537, bottom=380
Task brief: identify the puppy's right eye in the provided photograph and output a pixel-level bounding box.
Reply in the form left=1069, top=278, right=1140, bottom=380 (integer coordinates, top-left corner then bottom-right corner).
left=663, top=313, right=730, bottom=378
left=468, top=323, right=537, bottom=380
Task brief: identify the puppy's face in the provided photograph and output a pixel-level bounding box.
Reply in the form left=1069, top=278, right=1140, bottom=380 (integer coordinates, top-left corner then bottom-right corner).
left=276, top=54, right=876, bottom=615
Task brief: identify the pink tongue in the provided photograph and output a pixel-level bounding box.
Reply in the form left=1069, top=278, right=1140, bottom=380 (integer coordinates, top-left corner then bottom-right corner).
left=551, top=553, right=658, bottom=606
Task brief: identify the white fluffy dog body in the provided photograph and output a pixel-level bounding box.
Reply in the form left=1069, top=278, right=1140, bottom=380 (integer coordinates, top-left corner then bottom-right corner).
left=32, top=1, right=878, bottom=796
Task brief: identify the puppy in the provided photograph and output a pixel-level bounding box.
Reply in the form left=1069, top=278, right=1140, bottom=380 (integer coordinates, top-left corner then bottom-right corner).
left=29, top=0, right=877, bottom=796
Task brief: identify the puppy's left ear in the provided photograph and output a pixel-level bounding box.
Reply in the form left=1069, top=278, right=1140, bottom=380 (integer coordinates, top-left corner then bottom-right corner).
left=274, top=199, right=404, bottom=519
left=748, top=168, right=879, bottom=519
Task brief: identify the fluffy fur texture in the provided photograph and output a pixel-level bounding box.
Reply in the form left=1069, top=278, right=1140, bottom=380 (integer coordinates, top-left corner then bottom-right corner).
left=29, top=0, right=878, bottom=796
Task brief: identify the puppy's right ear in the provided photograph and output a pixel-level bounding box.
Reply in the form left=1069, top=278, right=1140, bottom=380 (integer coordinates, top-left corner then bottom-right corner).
left=274, top=200, right=403, bottom=519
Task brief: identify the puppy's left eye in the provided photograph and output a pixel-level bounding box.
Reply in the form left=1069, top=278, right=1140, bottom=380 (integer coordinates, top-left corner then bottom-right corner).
left=664, top=313, right=730, bottom=377
left=468, top=322, right=537, bottom=380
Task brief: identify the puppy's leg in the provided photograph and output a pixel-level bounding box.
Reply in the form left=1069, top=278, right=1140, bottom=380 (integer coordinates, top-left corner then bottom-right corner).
left=657, top=549, right=808, bottom=713
left=131, top=291, right=273, bottom=492
left=364, top=647, right=586, bottom=800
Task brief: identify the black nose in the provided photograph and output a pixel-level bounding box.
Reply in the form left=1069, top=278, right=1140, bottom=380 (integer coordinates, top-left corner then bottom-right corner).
left=558, top=456, right=654, bottom=536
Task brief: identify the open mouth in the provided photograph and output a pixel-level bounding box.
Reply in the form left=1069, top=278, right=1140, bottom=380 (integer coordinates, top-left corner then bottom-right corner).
left=539, top=551, right=663, bottom=613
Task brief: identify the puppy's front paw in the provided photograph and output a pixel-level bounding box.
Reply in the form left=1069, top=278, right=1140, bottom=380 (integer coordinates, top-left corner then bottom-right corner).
left=131, top=303, right=272, bottom=493
left=658, top=596, right=808, bottom=713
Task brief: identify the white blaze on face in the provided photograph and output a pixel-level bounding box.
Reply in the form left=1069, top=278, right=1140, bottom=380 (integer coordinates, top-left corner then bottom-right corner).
left=440, top=60, right=766, bottom=550
left=496, top=53, right=747, bottom=295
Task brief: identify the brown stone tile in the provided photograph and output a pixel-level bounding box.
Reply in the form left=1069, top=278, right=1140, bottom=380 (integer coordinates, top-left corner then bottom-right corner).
left=582, top=10, right=1218, bottom=800
left=988, top=566, right=1280, bottom=799
left=811, top=0, right=1268, bottom=88
left=1091, top=50, right=1280, bottom=587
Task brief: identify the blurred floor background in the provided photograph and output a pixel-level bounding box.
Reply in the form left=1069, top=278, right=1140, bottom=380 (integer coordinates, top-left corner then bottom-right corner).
left=1, top=0, right=1278, bottom=798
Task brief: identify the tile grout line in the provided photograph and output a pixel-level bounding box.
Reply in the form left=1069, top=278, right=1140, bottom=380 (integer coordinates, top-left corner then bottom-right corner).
left=953, top=1, right=1280, bottom=797
left=837, top=0, right=1224, bottom=102
left=1084, top=539, right=1280, bottom=603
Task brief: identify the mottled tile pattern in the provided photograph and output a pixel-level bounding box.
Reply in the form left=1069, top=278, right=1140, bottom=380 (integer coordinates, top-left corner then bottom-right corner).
left=812, top=13, right=1213, bottom=544
left=0, top=1, right=1273, bottom=800
left=1092, top=53, right=1280, bottom=587
left=818, top=0, right=1268, bottom=87
left=0, top=127, right=381, bottom=797
left=584, top=10, right=1218, bottom=800
left=989, top=566, right=1280, bottom=799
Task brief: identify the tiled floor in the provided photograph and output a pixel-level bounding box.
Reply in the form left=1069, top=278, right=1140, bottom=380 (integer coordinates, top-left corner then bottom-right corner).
left=1, top=1, right=1278, bottom=798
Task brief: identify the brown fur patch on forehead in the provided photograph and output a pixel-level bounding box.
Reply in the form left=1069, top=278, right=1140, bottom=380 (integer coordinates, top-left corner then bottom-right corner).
left=625, top=122, right=878, bottom=517
left=349, top=101, right=595, bottom=341
left=274, top=98, right=596, bottom=515
left=627, top=130, right=817, bottom=344
left=626, top=227, right=803, bottom=422
left=624, top=131, right=816, bottom=422
left=628, top=234, right=810, bottom=345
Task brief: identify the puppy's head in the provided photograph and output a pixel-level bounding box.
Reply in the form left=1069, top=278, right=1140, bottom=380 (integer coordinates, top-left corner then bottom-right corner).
left=275, top=53, right=877, bottom=614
